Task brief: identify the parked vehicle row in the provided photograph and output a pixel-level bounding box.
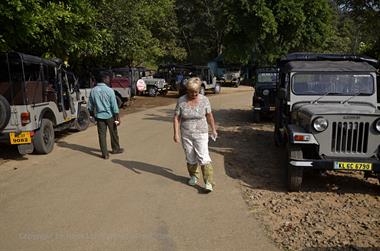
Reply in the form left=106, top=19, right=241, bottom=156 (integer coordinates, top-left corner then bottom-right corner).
left=252, top=53, right=380, bottom=192
left=155, top=64, right=221, bottom=97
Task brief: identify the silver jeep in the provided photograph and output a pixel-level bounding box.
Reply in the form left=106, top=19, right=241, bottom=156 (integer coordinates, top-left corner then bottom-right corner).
left=0, top=52, right=90, bottom=155
left=274, top=53, right=380, bottom=191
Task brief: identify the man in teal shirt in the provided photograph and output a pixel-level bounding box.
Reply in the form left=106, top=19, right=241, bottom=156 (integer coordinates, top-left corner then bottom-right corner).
left=88, top=70, right=123, bottom=159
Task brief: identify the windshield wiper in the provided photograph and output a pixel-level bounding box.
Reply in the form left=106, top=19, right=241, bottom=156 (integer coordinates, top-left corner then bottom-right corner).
left=340, top=92, right=363, bottom=104
left=311, top=92, right=339, bottom=104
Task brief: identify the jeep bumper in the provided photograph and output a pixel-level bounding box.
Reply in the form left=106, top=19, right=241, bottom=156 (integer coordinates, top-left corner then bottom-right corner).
left=253, top=106, right=276, bottom=112
left=290, top=159, right=380, bottom=173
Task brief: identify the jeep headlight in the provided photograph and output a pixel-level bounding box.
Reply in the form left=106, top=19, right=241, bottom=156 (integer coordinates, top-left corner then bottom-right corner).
left=262, top=89, right=270, bottom=96
left=374, top=119, right=380, bottom=133
left=313, top=117, right=328, bottom=132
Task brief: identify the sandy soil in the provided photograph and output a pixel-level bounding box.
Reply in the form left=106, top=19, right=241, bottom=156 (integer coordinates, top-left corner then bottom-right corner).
left=212, top=108, right=380, bottom=250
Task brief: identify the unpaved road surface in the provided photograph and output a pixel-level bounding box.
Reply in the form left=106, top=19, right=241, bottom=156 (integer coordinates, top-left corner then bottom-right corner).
left=1, top=86, right=379, bottom=251
left=0, top=86, right=278, bottom=251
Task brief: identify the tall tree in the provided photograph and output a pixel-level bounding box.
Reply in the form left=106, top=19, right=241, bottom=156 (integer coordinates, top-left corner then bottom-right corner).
left=175, top=0, right=228, bottom=64
left=335, top=0, right=380, bottom=60
left=0, top=0, right=103, bottom=59
left=222, top=0, right=335, bottom=66
left=96, top=0, right=186, bottom=67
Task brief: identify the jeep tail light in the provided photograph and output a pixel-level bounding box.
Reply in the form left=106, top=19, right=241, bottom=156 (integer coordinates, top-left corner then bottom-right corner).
left=21, top=112, right=30, bottom=126
left=294, top=134, right=310, bottom=141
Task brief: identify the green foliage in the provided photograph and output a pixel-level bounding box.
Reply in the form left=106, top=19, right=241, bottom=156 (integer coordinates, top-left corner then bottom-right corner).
left=0, top=0, right=377, bottom=70
left=0, top=0, right=103, bottom=59
left=335, top=0, right=380, bottom=60
left=96, top=0, right=186, bottom=67
left=175, top=0, right=228, bottom=64
left=222, top=0, right=335, bottom=66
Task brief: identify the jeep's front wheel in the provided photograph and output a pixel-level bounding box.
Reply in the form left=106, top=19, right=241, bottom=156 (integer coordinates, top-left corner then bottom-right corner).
left=252, top=110, right=261, bottom=123
left=148, top=86, right=158, bottom=97
left=274, top=123, right=285, bottom=147
left=287, top=147, right=303, bottom=192
left=33, top=119, right=55, bottom=154
left=116, top=95, right=123, bottom=108
left=161, top=90, right=168, bottom=96
left=73, top=106, right=90, bottom=131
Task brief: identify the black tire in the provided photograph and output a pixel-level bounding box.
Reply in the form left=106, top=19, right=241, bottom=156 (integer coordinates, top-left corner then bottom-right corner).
left=73, top=106, right=90, bottom=131
left=287, top=165, right=303, bottom=192
left=116, top=95, right=123, bottom=108
left=161, top=90, right=168, bottom=96
left=234, top=80, right=240, bottom=88
left=252, top=110, right=261, bottom=123
left=33, top=119, right=55, bottom=154
left=213, top=83, right=221, bottom=94
left=287, top=146, right=303, bottom=192
left=148, top=86, right=158, bottom=97
left=274, top=119, right=285, bottom=147
left=200, top=86, right=206, bottom=96
left=0, top=95, right=11, bottom=131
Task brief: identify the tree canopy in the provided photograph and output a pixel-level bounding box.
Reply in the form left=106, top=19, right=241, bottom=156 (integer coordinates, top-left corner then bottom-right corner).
left=0, top=0, right=378, bottom=68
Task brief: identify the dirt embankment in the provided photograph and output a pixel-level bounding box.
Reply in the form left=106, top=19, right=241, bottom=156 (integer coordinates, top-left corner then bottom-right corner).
left=210, top=108, right=380, bottom=251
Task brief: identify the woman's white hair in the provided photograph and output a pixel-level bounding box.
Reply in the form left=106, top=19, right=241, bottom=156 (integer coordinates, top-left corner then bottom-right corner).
left=186, top=77, right=201, bottom=91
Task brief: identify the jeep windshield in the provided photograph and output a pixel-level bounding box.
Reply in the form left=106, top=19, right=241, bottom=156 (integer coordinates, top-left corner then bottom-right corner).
left=292, top=73, right=374, bottom=96
left=257, top=72, right=278, bottom=86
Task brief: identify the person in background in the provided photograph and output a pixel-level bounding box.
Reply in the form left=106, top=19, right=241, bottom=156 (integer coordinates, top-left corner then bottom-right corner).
left=88, top=70, right=124, bottom=159
left=173, top=77, right=217, bottom=192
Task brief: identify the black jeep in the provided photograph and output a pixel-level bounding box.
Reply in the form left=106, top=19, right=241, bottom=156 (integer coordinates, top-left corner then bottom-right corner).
left=252, top=67, right=279, bottom=122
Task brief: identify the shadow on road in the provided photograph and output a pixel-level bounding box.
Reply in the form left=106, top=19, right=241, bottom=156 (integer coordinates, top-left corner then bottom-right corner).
left=0, top=144, right=28, bottom=162
left=111, top=160, right=209, bottom=193
left=56, top=141, right=102, bottom=158
left=143, top=109, right=174, bottom=123
left=210, top=108, right=380, bottom=194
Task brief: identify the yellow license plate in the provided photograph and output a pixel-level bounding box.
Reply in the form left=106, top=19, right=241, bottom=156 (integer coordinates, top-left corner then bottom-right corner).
left=334, top=162, right=372, bottom=171
left=10, top=132, right=32, bottom=145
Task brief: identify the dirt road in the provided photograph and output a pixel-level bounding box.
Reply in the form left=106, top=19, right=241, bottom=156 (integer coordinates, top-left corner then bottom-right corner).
left=0, top=87, right=278, bottom=251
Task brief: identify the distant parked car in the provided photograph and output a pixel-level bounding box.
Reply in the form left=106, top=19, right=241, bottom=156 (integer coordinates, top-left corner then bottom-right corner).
left=139, top=69, right=169, bottom=97
left=219, top=66, right=241, bottom=88
left=176, top=65, right=221, bottom=96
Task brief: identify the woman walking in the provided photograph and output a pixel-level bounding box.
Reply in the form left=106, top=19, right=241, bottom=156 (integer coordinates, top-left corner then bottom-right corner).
left=173, top=77, right=217, bottom=192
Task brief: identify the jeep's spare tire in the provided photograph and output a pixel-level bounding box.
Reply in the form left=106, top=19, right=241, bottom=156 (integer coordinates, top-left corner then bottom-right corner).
left=0, top=95, right=11, bottom=131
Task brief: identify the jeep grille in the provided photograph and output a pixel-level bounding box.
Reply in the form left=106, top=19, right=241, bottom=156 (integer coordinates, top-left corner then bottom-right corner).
left=331, top=122, right=369, bottom=153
